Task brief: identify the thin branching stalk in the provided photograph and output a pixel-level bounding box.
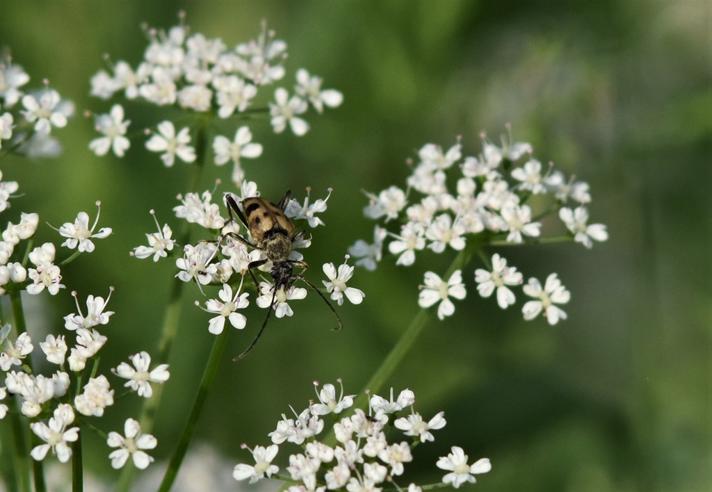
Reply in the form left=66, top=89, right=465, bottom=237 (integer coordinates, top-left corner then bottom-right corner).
left=72, top=432, right=83, bottom=492
left=157, top=328, right=230, bottom=492
left=116, top=123, right=209, bottom=492
left=8, top=403, right=31, bottom=492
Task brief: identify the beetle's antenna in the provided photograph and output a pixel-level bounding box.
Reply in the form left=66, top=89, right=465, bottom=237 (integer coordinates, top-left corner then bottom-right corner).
left=300, top=277, right=343, bottom=331
left=233, top=287, right=277, bottom=361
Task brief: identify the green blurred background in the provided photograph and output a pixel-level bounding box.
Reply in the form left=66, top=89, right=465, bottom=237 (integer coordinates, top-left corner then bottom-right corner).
left=1, top=0, right=710, bottom=490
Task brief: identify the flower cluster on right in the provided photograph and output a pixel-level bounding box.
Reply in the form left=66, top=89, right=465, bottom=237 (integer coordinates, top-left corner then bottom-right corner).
left=233, top=380, right=490, bottom=490
left=349, top=128, right=607, bottom=324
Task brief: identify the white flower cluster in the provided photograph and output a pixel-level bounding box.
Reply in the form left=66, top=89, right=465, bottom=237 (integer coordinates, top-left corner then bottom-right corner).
left=233, top=380, right=490, bottom=490
left=0, top=54, right=73, bottom=158
left=0, top=172, right=164, bottom=471
left=89, top=16, right=342, bottom=186
left=349, top=129, right=607, bottom=324
left=132, top=182, right=364, bottom=337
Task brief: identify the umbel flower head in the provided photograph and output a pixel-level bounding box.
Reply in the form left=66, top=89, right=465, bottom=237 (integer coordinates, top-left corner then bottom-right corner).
left=0, top=52, right=74, bottom=158
left=349, top=127, right=608, bottom=325
left=232, top=380, right=490, bottom=490
left=89, top=14, right=342, bottom=186
left=132, top=181, right=365, bottom=353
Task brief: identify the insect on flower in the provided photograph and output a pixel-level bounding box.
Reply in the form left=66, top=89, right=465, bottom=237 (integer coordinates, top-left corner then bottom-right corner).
left=223, top=191, right=342, bottom=360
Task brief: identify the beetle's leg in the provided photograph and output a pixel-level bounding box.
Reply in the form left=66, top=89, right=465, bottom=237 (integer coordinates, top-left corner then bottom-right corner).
left=298, top=276, right=343, bottom=332
left=233, top=286, right=276, bottom=361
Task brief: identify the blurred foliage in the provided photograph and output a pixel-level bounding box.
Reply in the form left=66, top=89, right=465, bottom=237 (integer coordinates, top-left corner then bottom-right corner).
left=0, top=0, right=710, bottom=491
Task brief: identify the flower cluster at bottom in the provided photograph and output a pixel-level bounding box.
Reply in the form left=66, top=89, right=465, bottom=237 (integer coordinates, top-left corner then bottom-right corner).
left=233, top=380, right=490, bottom=491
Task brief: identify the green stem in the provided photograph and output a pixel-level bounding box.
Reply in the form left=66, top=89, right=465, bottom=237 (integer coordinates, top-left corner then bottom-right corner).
left=116, top=124, right=208, bottom=492
left=157, top=329, right=230, bottom=492
left=487, top=235, right=572, bottom=247
left=60, top=250, right=82, bottom=266
left=32, top=436, right=47, bottom=492
left=72, top=432, right=83, bottom=492
left=9, top=403, right=31, bottom=492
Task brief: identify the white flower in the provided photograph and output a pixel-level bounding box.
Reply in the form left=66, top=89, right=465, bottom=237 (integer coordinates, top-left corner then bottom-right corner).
left=287, top=453, right=321, bottom=490
left=418, top=270, right=466, bottom=320
left=559, top=206, right=608, bottom=248
left=325, top=461, right=351, bottom=489
left=511, top=159, right=546, bottom=194
left=113, top=351, right=170, bottom=398
left=0, top=170, right=19, bottom=212
left=176, top=242, right=217, bottom=285
left=213, top=75, right=257, bottom=118
left=0, top=386, right=7, bottom=419
left=388, top=222, right=425, bottom=266
left=270, top=88, right=309, bottom=136
left=39, top=334, right=67, bottom=365
left=233, top=445, right=279, bottom=484
left=26, top=243, right=64, bottom=295
left=145, top=121, right=196, bottom=167
left=522, top=274, right=571, bottom=325
left=0, top=112, right=13, bottom=149
left=0, top=63, right=30, bottom=107
left=139, top=68, right=177, bottom=106
left=370, top=388, right=415, bottom=414
left=0, top=332, right=33, bottom=371
left=132, top=210, right=175, bottom=261
left=310, top=380, right=354, bottom=415
left=58, top=202, right=113, bottom=252
left=394, top=411, right=446, bottom=442
left=64, top=290, right=114, bottom=331
left=202, top=282, right=249, bottom=335
left=418, top=142, right=461, bottom=170
left=322, top=257, right=365, bottom=306
left=177, top=84, right=212, bottom=111
left=5, top=371, right=68, bottom=417
left=107, top=418, right=157, bottom=470
left=363, top=186, right=406, bottom=222
left=378, top=442, right=412, bottom=476
left=436, top=446, right=491, bottom=488
left=285, top=188, right=332, bottom=228
left=74, top=375, right=114, bottom=417
left=213, top=126, right=263, bottom=166
left=67, top=328, right=107, bottom=371
left=89, top=104, right=130, bottom=157
left=256, top=282, right=307, bottom=318
left=295, top=68, right=343, bottom=113
left=474, top=254, right=523, bottom=309
left=426, top=214, right=466, bottom=253
left=500, top=204, right=540, bottom=243
left=174, top=191, right=225, bottom=229
left=545, top=172, right=591, bottom=204
left=30, top=404, right=79, bottom=463
left=348, top=226, right=386, bottom=271
left=3, top=212, right=39, bottom=245
left=22, top=89, right=67, bottom=134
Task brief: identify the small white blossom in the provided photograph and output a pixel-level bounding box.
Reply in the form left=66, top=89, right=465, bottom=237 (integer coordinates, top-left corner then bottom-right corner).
left=233, top=445, right=279, bottom=484
left=426, top=214, right=466, bottom=253
left=67, top=328, right=107, bottom=371
left=145, top=121, right=196, bottom=166
left=285, top=188, right=332, bottom=228
left=27, top=243, right=64, bottom=295
left=213, top=75, right=257, bottom=118
left=113, top=351, right=170, bottom=398
left=363, top=186, right=407, bottom=222
left=270, top=88, right=309, bottom=136
left=418, top=270, right=467, bottom=320
left=370, top=388, right=415, bottom=415
left=474, top=254, right=523, bottom=309
left=30, top=404, right=79, bottom=463
left=0, top=332, right=33, bottom=371
left=89, top=104, right=130, bottom=157
left=107, top=418, right=157, bottom=470
left=349, top=226, right=387, bottom=271
left=213, top=126, right=263, bottom=167
left=64, top=290, right=114, bottom=331
left=378, top=442, right=412, bottom=476
left=0, top=386, right=7, bottom=419
left=522, top=274, right=570, bottom=325
left=322, top=257, right=365, bottom=306
left=39, top=334, right=67, bottom=365
left=394, top=411, right=447, bottom=442
left=511, top=159, right=546, bottom=194
left=0, top=112, right=13, bottom=149
left=310, top=380, right=354, bottom=416
left=22, top=89, right=67, bottom=134
left=202, top=282, right=249, bottom=335
left=500, top=204, right=540, bottom=243
left=176, top=242, right=218, bottom=285
left=388, top=222, right=426, bottom=266
left=3, top=212, right=39, bottom=245
left=174, top=191, right=225, bottom=229
left=418, top=142, right=462, bottom=170
left=58, top=202, right=113, bottom=253
left=0, top=63, right=30, bottom=107
left=74, top=375, right=114, bottom=417
left=295, top=68, right=343, bottom=113
left=132, top=210, right=175, bottom=261
left=256, top=282, right=307, bottom=318
left=436, top=446, right=491, bottom=488
left=559, top=206, right=608, bottom=248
